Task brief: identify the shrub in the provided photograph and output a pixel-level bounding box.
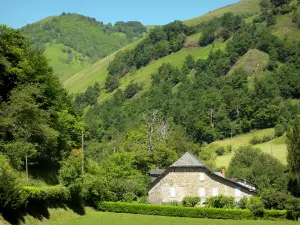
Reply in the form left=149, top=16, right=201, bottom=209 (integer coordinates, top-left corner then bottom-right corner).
left=285, top=197, right=300, bottom=221
left=182, top=196, right=201, bottom=207
left=206, top=195, right=235, bottom=209
left=97, top=202, right=254, bottom=220
left=215, top=147, right=226, bottom=156
left=260, top=189, right=289, bottom=210
left=250, top=135, right=273, bottom=145
left=274, top=124, right=285, bottom=137
left=0, top=155, right=27, bottom=211
left=97, top=202, right=287, bottom=220
left=247, top=197, right=265, bottom=217
left=138, top=196, right=149, bottom=204
left=163, top=201, right=180, bottom=206
left=23, top=186, right=71, bottom=203
left=237, top=197, right=249, bottom=209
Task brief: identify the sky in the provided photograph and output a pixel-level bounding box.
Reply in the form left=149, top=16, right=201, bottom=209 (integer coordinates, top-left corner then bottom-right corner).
left=1, top=0, right=240, bottom=28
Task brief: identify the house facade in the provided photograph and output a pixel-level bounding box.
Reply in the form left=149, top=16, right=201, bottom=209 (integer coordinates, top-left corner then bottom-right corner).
left=148, top=152, right=256, bottom=204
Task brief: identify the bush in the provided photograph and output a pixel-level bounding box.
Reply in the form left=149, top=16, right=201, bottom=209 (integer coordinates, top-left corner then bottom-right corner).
left=215, top=146, right=226, bottom=156
left=0, top=155, right=27, bottom=211
left=182, top=196, right=201, bottom=207
left=237, top=197, right=249, bottom=209
left=250, top=135, right=273, bottom=145
left=206, top=195, right=235, bottom=209
left=97, top=202, right=254, bottom=220
left=23, top=186, right=71, bottom=203
left=97, top=202, right=287, bottom=220
left=285, top=197, right=300, bottom=221
left=247, top=197, right=265, bottom=217
left=274, top=124, right=285, bottom=137
left=260, top=189, right=289, bottom=210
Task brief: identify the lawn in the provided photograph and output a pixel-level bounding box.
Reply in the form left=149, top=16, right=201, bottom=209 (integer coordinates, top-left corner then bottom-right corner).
left=21, top=210, right=299, bottom=225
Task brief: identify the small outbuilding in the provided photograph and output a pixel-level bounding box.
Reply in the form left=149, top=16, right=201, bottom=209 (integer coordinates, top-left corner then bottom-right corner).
left=148, top=152, right=256, bottom=204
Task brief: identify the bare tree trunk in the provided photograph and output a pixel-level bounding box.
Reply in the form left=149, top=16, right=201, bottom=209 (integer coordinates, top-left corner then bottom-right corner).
left=144, top=110, right=158, bottom=151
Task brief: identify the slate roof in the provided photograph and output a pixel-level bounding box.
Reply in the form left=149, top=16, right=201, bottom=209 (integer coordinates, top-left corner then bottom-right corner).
left=170, top=152, right=207, bottom=168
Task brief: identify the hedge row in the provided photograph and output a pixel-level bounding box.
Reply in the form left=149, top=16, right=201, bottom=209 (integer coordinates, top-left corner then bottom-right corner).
left=23, top=186, right=70, bottom=203
left=97, top=202, right=287, bottom=220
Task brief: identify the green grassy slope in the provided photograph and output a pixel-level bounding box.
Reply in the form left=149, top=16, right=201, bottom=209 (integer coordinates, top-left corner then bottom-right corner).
left=44, top=41, right=90, bottom=83
left=210, top=128, right=287, bottom=168
left=17, top=210, right=297, bottom=225
left=63, top=39, right=141, bottom=93
left=63, top=0, right=262, bottom=93
left=184, top=0, right=261, bottom=26
left=21, top=13, right=146, bottom=82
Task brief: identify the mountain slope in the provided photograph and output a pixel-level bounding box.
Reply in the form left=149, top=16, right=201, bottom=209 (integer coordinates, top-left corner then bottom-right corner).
left=20, top=13, right=146, bottom=82
left=64, top=0, right=261, bottom=94
left=184, top=0, right=261, bottom=26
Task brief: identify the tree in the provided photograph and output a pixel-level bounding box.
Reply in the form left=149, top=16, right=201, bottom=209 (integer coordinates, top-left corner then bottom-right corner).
left=270, top=0, right=292, bottom=7
left=227, top=146, right=287, bottom=192
left=105, top=75, right=120, bottom=93
left=286, top=117, right=300, bottom=197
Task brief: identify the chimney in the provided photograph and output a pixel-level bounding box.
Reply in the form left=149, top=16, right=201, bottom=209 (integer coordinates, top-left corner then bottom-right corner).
left=222, top=168, right=225, bottom=177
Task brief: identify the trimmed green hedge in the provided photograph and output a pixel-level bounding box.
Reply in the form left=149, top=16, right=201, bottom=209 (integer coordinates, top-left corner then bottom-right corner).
left=23, top=186, right=70, bottom=203
left=97, top=202, right=287, bottom=220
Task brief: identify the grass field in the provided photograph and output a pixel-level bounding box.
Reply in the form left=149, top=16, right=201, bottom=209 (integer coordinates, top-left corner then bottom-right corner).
left=17, top=208, right=299, bottom=225
left=63, top=39, right=141, bottom=93
left=43, top=41, right=90, bottom=83
left=212, top=128, right=287, bottom=168
left=184, top=0, right=261, bottom=26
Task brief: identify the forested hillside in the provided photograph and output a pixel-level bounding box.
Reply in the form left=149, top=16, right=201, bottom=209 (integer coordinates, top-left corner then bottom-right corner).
left=20, top=13, right=147, bottom=82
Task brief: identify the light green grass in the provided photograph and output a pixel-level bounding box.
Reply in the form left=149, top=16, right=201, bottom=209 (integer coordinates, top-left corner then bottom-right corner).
left=184, top=0, right=261, bottom=26
left=63, top=39, right=141, bottom=93
left=43, top=41, right=90, bottom=83
left=19, top=209, right=299, bottom=225
left=273, top=13, right=300, bottom=41
left=212, top=128, right=287, bottom=168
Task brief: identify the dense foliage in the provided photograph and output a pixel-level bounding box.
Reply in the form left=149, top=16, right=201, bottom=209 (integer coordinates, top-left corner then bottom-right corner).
left=0, top=25, right=81, bottom=167
left=20, top=13, right=147, bottom=61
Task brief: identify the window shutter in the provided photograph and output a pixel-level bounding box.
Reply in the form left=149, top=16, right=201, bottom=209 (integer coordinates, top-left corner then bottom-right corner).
left=199, top=188, right=206, bottom=197
left=170, top=187, right=176, bottom=198
left=212, top=188, right=218, bottom=196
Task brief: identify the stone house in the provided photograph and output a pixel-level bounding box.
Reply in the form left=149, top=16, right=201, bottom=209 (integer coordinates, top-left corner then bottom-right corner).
left=148, top=152, right=256, bottom=204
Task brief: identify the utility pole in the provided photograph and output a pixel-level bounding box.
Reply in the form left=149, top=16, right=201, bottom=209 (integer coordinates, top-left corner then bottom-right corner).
left=270, top=135, right=273, bottom=155
left=25, top=152, right=29, bottom=182
left=81, top=130, right=84, bottom=176
left=230, top=126, right=233, bottom=152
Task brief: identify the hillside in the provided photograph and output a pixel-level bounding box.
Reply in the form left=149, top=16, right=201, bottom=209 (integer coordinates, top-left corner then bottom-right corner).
left=64, top=0, right=262, bottom=93
left=208, top=128, right=287, bottom=167
left=20, top=13, right=147, bottom=82
left=184, top=0, right=261, bottom=26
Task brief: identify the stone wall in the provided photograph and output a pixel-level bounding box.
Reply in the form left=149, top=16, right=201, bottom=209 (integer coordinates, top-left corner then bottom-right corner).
left=148, top=167, right=255, bottom=204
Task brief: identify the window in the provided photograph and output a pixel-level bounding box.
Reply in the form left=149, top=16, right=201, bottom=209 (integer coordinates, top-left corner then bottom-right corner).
left=235, top=188, right=241, bottom=197
left=199, top=188, right=206, bottom=197
left=200, top=173, right=205, bottom=181
left=212, top=188, right=218, bottom=196
left=170, top=187, right=176, bottom=198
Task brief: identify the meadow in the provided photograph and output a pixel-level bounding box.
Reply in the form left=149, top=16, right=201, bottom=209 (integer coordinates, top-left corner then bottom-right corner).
left=213, top=128, right=287, bottom=167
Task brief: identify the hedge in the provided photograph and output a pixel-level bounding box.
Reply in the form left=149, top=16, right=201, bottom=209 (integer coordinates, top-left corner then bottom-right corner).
left=97, top=202, right=287, bottom=220
left=23, top=186, right=70, bottom=203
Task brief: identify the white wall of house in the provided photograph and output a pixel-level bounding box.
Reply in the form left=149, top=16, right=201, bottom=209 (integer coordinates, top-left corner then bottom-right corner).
left=148, top=167, right=255, bottom=204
